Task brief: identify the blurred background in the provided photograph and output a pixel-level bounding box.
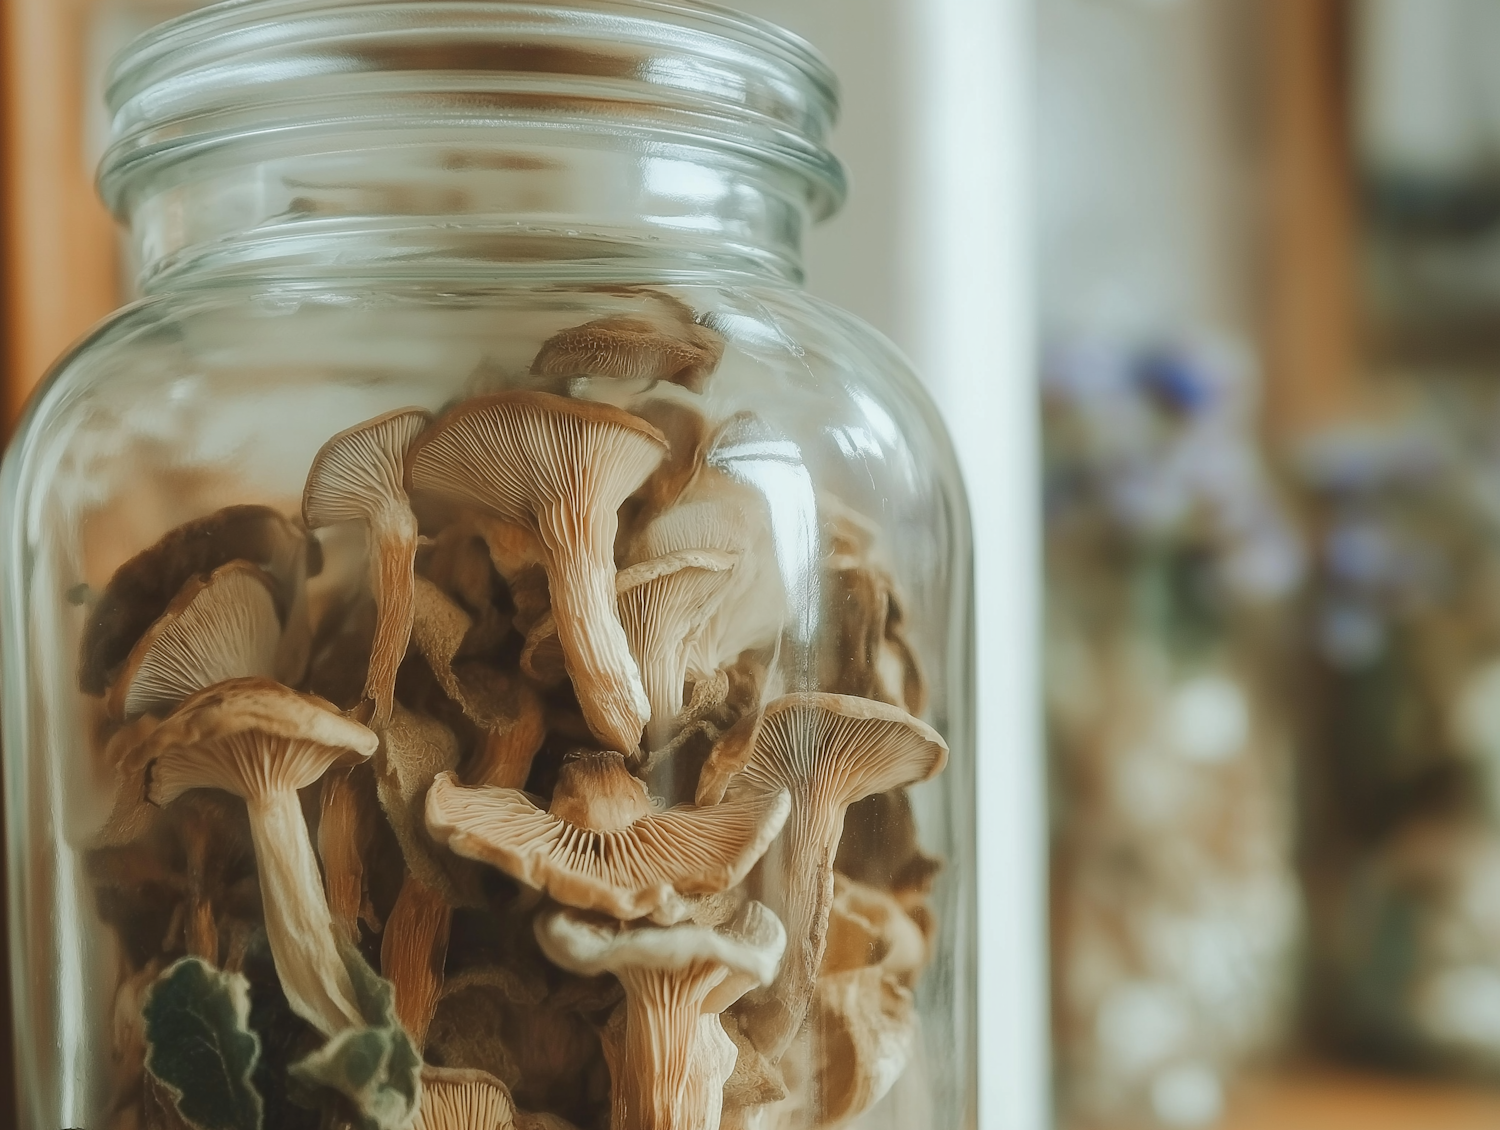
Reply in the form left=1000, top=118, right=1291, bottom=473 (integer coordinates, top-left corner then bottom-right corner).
left=21, top=0, right=1500, bottom=1128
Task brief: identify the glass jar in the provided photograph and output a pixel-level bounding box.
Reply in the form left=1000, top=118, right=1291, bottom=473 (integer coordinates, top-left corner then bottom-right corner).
left=1297, top=395, right=1500, bottom=1076
left=0, top=4, right=976, bottom=1129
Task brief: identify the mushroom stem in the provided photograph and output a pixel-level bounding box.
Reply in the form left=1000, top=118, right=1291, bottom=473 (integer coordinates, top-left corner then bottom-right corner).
left=741, top=808, right=842, bottom=1061
left=543, top=509, right=650, bottom=753
left=249, top=784, right=364, bottom=1035
left=365, top=505, right=420, bottom=728
left=615, top=965, right=735, bottom=1130
left=319, top=765, right=368, bottom=945
left=382, top=872, right=452, bottom=1048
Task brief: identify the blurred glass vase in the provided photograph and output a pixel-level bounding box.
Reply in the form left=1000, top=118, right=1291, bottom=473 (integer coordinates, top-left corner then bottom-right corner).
left=1044, top=339, right=1304, bottom=1128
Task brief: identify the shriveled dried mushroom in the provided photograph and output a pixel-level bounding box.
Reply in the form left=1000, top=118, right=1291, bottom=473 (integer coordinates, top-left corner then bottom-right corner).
left=617, top=549, right=739, bottom=753
left=410, top=575, right=547, bottom=789
left=531, top=308, right=725, bottom=393
left=700, top=693, right=947, bottom=1059
left=536, top=901, right=785, bottom=1130
left=408, top=391, right=668, bottom=752
left=318, top=763, right=379, bottom=944
left=80, top=504, right=316, bottom=697
left=383, top=873, right=452, bottom=1047
left=141, top=677, right=378, bottom=1036
left=107, top=561, right=283, bottom=721
left=524, top=548, right=740, bottom=754
left=412, top=1067, right=516, bottom=1130
left=630, top=472, right=785, bottom=683
left=426, top=749, right=789, bottom=924
left=302, top=407, right=432, bottom=727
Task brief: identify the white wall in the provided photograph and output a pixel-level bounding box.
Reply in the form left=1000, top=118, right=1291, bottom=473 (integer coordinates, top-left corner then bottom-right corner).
left=1036, top=0, right=1260, bottom=343
left=731, top=4, right=1047, bottom=1128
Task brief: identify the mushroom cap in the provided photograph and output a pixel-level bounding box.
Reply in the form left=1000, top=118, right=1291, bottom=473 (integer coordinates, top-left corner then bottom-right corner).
left=408, top=392, right=668, bottom=752
left=80, top=505, right=317, bottom=695
left=617, top=548, right=738, bottom=597
left=303, top=407, right=432, bottom=529
left=108, top=561, right=282, bottom=720
left=143, top=677, right=378, bottom=805
left=413, top=1067, right=518, bottom=1130
left=811, top=967, right=917, bottom=1127
left=820, top=875, right=928, bottom=985
left=406, top=391, right=667, bottom=531
left=531, top=313, right=726, bottom=391
left=631, top=474, right=785, bottom=680
left=425, top=752, right=790, bottom=922
left=634, top=495, right=757, bottom=563
left=699, top=693, right=947, bottom=809
left=535, top=900, right=786, bottom=1013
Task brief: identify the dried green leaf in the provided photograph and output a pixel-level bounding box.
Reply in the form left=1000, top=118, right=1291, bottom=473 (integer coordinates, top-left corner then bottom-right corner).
left=289, top=946, right=422, bottom=1130
left=142, top=958, right=264, bottom=1130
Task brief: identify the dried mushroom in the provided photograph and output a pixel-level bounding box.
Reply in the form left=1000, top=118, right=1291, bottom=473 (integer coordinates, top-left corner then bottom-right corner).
left=426, top=750, right=790, bottom=923
left=702, top=694, right=947, bottom=1060
left=408, top=391, right=668, bottom=752
left=808, top=967, right=916, bottom=1129
left=80, top=504, right=316, bottom=697
left=382, top=873, right=451, bottom=1047
left=108, top=561, right=283, bottom=721
left=319, top=763, right=380, bottom=945
left=616, top=548, right=739, bottom=752
left=535, top=901, right=785, bottom=1130
left=523, top=548, right=741, bottom=754
left=833, top=789, right=942, bottom=905
left=83, top=330, right=951, bottom=1129
left=303, top=407, right=432, bottom=727
left=141, top=677, right=378, bottom=1036
left=531, top=308, right=725, bottom=393
left=630, top=474, right=785, bottom=683
left=409, top=575, right=547, bottom=790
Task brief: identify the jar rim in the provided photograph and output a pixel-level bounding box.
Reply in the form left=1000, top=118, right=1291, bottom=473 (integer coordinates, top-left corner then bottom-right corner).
left=101, top=0, right=846, bottom=220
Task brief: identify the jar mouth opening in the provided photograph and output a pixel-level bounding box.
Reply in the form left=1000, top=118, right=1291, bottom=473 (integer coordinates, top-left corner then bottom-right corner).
left=101, top=0, right=846, bottom=220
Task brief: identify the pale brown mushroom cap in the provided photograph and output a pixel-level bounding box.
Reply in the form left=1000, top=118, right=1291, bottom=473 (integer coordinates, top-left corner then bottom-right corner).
left=303, top=407, right=431, bottom=728
left=426, top=751, right=790, bottom=923
left=79, top=504, right=317, bottom=695
left=302, top=407, right=431, bottom=529
left=409, top=576, right=547, bottom=790
left=531, top=313, right=726, bottom=392
left=819, top=874, right=928, bottom=986
left=632, top=474, right=786, bottom=682
left=535, top=900, right=786, bottom=1014
left=811, top=967, right=917, bottom=1127
left=143, top=678, right=378, bottom=805
left=709, top=694, right=945, bottom=1061
left=138, top=677, right=377, bottom=1036
left=107, top=561, right=282, bottom=721
left=699, top=693, right=947, bottom=808
left=407, top=391, right=668, bottom=753
left=412, top=1067, right=518, bottom=1130
left=550, top=902, right=782, bottom=1130
left=617, top=548, right=739, bottom=753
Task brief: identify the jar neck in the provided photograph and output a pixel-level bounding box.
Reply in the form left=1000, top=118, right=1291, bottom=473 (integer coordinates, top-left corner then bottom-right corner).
left=124, top=129, right=815, bottom=292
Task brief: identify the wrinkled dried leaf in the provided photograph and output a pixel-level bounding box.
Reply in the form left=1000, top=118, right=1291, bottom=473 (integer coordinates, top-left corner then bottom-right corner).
left=288, top=946, right=422, bottom=1130
left=142, top=958, right=264, bottom=1130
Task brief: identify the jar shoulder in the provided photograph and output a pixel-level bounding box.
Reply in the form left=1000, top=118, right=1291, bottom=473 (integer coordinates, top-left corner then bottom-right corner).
left=4, top=281, right=968, bottom=527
